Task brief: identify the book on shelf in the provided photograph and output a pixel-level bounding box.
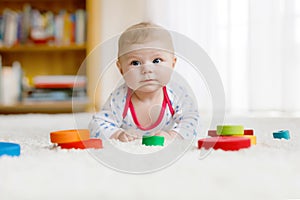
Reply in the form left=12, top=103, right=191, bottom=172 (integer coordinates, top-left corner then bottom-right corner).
left=25, top=87, right=86, bottom=102
left=0, top=4, right=87, bottom=47
left=0, top=60, right=23, bottom=105
left=2, top=9, right=18, bottom=46
left=24, top=75, right=87, bottom=102
left=33, top=75, right=86, bottom=89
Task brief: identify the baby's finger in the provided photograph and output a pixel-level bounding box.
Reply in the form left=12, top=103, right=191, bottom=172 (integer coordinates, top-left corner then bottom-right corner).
left=127, top=130, right=142, bottom=139
left=119, top=133, right=129, bottom=142
left=154, top=132, right=163, bottom=137
left=127, top=134, right=136, bottom=141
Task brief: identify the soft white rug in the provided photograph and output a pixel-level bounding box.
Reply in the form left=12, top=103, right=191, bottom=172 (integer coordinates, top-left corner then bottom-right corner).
left=0, top=113, right=299, bottom=200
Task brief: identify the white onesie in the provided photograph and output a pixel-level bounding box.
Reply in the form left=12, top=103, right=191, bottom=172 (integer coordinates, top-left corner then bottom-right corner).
left=89, top=82, right=200, bottom=140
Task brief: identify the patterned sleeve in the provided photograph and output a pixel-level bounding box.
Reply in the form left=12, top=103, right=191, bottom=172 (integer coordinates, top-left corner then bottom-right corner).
left=169, top=83, right=200, bottom=140
left=88, top=85, right=126, bottom=140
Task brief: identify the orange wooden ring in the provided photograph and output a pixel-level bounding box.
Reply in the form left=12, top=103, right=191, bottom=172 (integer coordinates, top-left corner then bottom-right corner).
left=58, top=139, right=103, bottom=149
left=50, top=129, right=90, bottom=144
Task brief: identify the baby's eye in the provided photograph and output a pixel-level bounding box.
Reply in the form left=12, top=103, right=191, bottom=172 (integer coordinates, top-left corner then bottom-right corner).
left=153, top=58, right=162, bottom=64
left=130, top=60, right=141, bottom=66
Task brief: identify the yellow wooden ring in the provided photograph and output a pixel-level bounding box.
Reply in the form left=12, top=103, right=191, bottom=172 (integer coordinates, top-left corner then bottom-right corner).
left=233, top=135, right=256, bottom=145
left=50, top=129, right=90, bottom=144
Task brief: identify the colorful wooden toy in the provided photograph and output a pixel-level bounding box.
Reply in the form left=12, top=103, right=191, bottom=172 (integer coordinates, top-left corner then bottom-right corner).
left=142, top=135, right=164, bottom=146
left=58, top=139, right=103, bottom=149
left=50, top=129, right=90, bottom=144
left=273, top=130, right=290, bottom=140
left=233, top=135, right=256, bottom=145
left=244, top=129, right=254, bottom=135
left=209, top=129, right=254, bottom=137
left=198, top=136, right=251, bottom=151
left=208, top=130, right=218, bottom=137
left=217, top=125, right=244, bottom=136
left=0, top=142, right=21, bottom=157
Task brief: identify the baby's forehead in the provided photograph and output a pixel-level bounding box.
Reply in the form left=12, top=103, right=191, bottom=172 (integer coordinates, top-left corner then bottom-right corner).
left=118, top=27, right=174, bottom=57
left=121, top=49, right=172, bottom=58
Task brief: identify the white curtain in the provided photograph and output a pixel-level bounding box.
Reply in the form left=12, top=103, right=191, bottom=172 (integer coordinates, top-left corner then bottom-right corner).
left=144, top=0, right=300, bottom=115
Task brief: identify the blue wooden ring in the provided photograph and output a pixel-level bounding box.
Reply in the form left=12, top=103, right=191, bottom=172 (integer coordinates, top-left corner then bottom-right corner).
left=273, top=130, right=290, bottom=140
left=0, top=142, right=21, bottom=157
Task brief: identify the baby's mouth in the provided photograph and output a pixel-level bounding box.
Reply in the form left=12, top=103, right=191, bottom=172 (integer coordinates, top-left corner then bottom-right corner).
left=140, top=79, right=157, bottom=83
left=142, top=79, right=153, bottom=82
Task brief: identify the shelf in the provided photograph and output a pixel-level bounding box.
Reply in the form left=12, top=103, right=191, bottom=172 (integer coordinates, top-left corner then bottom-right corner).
left=0, top=0, right=86, bottom=13
left=0, top=44, right=86, bottom=52
left=0, top=101, right=88, bottom=114
left=0, top=0, right=92, bottom=114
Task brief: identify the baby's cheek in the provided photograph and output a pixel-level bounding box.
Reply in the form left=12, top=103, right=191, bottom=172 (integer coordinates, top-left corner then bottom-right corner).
left=156, top=67, right=173, bottom=85
left=123, top=69, right=140, bottom=89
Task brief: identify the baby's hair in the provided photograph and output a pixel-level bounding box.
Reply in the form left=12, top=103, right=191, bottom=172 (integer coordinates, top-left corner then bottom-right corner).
left=118, top=22, right=174, bottom=57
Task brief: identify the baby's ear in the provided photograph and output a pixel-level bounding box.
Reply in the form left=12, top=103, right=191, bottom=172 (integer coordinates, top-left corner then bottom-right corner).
left=116, top=60, right=123, bottom=74
left=172, top=57, right=177, bottom=68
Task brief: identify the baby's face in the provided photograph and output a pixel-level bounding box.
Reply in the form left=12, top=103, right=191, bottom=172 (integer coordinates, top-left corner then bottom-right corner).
left=117, top=49, right=176, bottom=93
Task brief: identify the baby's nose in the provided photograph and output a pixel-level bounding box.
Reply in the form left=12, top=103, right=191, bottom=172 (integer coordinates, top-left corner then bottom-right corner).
left=141, top=64, right=154, bottom=74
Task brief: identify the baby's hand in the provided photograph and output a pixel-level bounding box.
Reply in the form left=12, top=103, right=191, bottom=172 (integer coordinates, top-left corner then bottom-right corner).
left=110, top=130, right=140, bottom=142
left=118, top=132, right=139, bottom=142
left=154, top=130, right=181, bottom=140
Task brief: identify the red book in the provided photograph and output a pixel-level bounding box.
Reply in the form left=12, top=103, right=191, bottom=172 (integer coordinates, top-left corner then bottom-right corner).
left=34, top=75, right=86, bottom=89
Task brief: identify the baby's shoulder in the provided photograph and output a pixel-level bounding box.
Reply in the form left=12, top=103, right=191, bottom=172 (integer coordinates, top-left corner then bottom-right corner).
left=166, top=81, right=196, bottom=105
left=166, top=82, right=186, bottom=98
left=110, top=84, right=128, bottom=97
left=108, top=84, right=128, bottom=106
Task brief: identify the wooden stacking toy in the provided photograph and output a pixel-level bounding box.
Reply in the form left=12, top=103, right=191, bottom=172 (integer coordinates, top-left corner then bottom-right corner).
left=200, top=125, right=256, bottom=151
left=217, top=125, right=244, bottom=135
left=0, top=142, right=21, bottom=157
left=58, top=139, right=103, bottom=149
left=198, top=136, right=251, bottom=151
left=233, top=135, right=256, bottom=145
left=244, top=129, right=254, bottom=135
left=50, top=129, right=102, bottom=149
left=208, top=130, right=218, bottom=137
left=142, top=135, right=164, bottom=146
left=208, top=129, right=254, bottom=137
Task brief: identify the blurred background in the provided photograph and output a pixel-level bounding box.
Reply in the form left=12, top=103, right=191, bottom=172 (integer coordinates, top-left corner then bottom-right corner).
left=97, top=0, right=300, bottom=116
left=0, top=0, right=299, bottom=116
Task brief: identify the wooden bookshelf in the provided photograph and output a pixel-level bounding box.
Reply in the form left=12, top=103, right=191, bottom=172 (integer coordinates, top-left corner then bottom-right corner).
left=0, top=0, right=86, bottom=13
left=0, top=101, right=88, bottom=114
left=0, top=0, right=93, bottom=114
left=0, top=44, right=86, bottom=52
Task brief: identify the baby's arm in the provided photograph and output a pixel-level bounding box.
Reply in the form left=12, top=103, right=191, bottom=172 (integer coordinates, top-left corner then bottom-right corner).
left=89, top=106, right=121, bottom=140
left=169, top=87, right=200, bottom=139
left=89, top=89, right=124, bottom=140
left=89, top=86, right=140, bottom=142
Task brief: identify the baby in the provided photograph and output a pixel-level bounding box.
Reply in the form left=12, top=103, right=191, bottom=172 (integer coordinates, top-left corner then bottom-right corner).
left=89, top=22, right=199, bottom=142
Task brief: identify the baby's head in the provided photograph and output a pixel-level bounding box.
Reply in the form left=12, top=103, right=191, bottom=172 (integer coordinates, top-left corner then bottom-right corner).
left=118, top=22, right=174, bottom=57
left=117, top=22, right=176, bottom=93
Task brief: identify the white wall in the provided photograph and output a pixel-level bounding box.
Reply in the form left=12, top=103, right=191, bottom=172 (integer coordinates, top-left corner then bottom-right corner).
left=93, top=0, right=213, bottom=116
left=99, top=0, right=147, bottom=106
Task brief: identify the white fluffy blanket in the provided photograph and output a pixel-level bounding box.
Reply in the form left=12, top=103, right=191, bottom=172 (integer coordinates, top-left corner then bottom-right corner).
left=0, top=113, right=299, bottom=200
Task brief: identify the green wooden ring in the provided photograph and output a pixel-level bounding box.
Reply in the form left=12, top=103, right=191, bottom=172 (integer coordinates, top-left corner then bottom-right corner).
left=217, top=125, right=244, bottom=136
left=142, top=136, right=164, bottom=146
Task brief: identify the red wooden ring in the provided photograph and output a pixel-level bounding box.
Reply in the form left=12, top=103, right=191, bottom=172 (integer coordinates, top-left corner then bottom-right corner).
left=58, top=139, right=103, bottom=149
left=244, top=129, right=254, bottom=135
left=198, top=136, right=251, bottom=151
left=208, top=130, right=218, bottom=137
